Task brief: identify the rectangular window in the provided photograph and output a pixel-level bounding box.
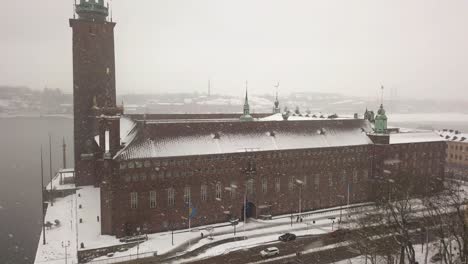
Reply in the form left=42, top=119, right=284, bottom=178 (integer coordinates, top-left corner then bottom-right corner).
left=230, top=181, right=237, bottom=199
left=314, top=175, right=320, bottom=187
left=275, top=177, right=280, bottom=193
left=216, top=182, right=222, bottom=200
left=262, top=178, right=267, bottom=194
left=288, top=177, right=294, bottom=191
left=130, top=192, right=138, bottom=209
left=149, top=191, right=156, bottom=208
left=184, top=186, right=191, bottom=204
left=167, top=188, right=175, bottom=206
left=201, top=184, right=207, bottom=202
left=353, top=170, right=358, bottom=183
left=247, top=179, right=254, bottom=195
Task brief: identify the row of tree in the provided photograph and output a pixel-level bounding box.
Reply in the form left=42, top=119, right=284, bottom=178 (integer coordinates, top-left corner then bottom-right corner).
left=347, top=173, right=467, bottom=264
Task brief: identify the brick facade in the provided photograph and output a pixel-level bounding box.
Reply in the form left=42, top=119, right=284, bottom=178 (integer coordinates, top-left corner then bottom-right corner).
left=100, top=137, right=446, bottom=237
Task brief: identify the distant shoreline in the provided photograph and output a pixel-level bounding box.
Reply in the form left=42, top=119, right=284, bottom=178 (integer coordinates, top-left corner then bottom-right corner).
left=0, top=113, right=73, bottom=119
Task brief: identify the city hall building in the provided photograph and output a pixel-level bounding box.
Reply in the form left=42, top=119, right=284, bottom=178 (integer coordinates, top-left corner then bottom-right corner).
left=70, top=0, right=447, bottom=237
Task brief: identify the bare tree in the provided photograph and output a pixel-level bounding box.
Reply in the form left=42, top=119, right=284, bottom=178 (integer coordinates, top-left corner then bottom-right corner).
left=422, top=178, right=467, bottom=264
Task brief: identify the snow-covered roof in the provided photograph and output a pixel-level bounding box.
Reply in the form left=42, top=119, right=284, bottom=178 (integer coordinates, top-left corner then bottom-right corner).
left=259, top=113, right=354, bottom=121
left=389, top=131, right=445, bottom=144
left=46, top=170, right=76, bottom=191
left=437, top=129, right=468, bottom=142
left=115, top=118, right=373, bottom=160
left=120, top=115, right=137, bottom=145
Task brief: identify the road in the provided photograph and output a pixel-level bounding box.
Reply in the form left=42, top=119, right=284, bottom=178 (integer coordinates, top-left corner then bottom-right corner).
left=178, top=231, right=348, bottom=264
left=172, top=225, right=440, bottom=264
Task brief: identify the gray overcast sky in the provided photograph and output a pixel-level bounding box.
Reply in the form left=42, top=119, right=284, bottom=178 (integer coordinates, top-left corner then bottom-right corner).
left=1, top=0, right=468, bottom=100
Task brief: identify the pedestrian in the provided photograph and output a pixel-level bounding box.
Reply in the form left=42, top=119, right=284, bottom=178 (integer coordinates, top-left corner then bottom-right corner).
left=201, top=232, right=204, bottom=239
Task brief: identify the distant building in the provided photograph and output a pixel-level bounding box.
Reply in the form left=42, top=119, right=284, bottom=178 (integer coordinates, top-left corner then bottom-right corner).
left=69, top=2, right=447, bottom=237
left=438, top=129, right=468, bottom=167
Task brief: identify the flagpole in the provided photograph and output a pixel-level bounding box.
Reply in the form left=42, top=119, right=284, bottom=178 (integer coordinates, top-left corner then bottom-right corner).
left=188, top=202, right=191, bottom=248
left=49, top=133, right=53, bottom=206
left=41, top=146, right=46, bottom=245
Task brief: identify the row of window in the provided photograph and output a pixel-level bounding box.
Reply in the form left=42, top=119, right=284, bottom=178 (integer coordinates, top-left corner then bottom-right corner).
left=449, top=154, right=468, bottom=161
left=122, top=167, right=368, bottom=184
left=449, top=144, right=468, bottom=152
left=119, top=148, right=370, bottom=170
left=127, top=171, right=368, bottom=209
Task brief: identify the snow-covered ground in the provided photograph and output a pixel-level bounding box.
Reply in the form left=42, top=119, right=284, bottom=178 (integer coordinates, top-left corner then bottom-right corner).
left=34, top=194, right=78, bottom=264
left=34, top=189, right=368, bottom=264
left=35, top=181, right=465, bottom=264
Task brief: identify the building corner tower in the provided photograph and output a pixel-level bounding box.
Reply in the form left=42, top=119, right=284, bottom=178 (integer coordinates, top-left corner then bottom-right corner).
left=70, top=0, right=122, bottom=186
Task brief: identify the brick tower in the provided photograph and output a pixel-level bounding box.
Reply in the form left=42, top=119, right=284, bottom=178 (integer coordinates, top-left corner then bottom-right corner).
left=70, top=0, right=122, bottom=186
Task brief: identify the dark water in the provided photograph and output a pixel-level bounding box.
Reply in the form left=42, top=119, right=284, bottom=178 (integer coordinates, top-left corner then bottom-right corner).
left=0, top=116, right=466, bottom=264
left=0, top=117, right=74, bottom=264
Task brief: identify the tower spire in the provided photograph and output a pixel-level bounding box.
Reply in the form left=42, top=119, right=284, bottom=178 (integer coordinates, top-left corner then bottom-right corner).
left=244, top=81, right=249, bottom=105
left=240, top=81, right=253, bottom=121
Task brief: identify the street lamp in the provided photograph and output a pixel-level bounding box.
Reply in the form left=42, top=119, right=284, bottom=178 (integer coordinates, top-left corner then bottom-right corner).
left=136, top=226, right=141, bottom=260
left=61, top=241, right=70, bottom=264
left=243, top=158, right=256, bottom=240
left=226, top=184, right=239, bottom=237
left=295, top=179, right=304, bottom=222
left=336, top=194, right=345, bottom=225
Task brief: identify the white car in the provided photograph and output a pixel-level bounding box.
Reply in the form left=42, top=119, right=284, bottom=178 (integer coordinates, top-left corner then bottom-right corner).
left=260, top=247, right=280, bottom=258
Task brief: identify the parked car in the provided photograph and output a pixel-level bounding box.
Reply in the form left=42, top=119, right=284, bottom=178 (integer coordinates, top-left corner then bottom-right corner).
left=118, top=234, right=148, bottom=243
left=279, top=233, right=297, bottom=242
left=431, top=252, right=443, bottom=263
left=260, top=247, right=280, bottom=258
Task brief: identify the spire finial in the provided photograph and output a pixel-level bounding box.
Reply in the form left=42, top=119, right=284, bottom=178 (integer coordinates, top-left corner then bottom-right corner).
left=245, top=80, right=249, bottom=103
left=380, top=85, right=384, bottom=106
left=274, top=81, right=280, bottom=100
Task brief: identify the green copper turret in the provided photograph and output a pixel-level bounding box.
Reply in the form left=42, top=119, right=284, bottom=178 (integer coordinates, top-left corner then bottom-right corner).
left=374, top=104, right=388, bottom=133
left=75, top=0, right=109, bottom=21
